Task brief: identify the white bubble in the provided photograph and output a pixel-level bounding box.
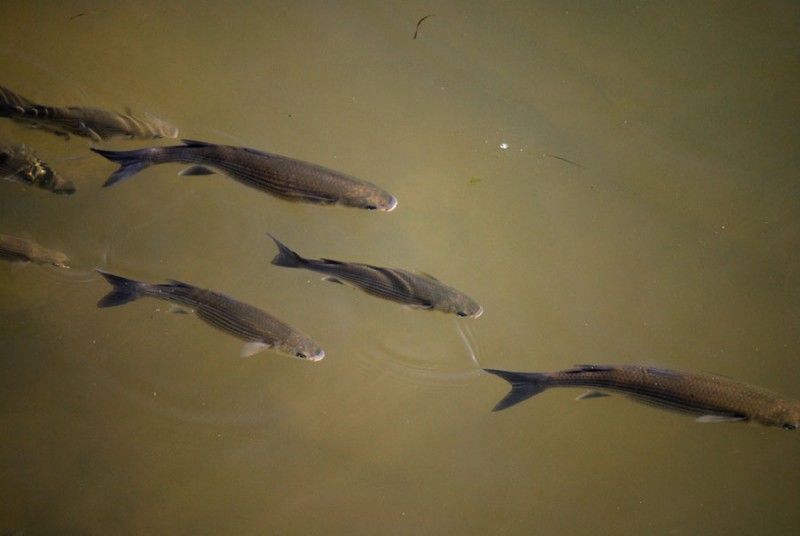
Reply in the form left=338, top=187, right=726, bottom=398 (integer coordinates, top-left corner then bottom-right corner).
left=499, top=143, right=509, bottom=150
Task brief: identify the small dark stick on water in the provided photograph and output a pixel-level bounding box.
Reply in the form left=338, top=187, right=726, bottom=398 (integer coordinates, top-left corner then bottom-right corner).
left=70, top=8, right=110, bottom=20
left=544, top=153, right=584, bottom=168
left=414, top=15, right=433, bottom=39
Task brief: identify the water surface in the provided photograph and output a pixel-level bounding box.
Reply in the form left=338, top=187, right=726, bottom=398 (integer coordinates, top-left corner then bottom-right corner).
left=1, top=2, right=799, bottom=535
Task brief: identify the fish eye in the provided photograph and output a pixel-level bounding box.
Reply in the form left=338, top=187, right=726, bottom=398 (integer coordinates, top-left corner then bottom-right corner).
left=364, top=205, right=377, bottom=210
left=295, top=351, right=308, bottom=359
left=457, top=311, right=468, bottom=317
left=783, top=423, right=797, bottom=430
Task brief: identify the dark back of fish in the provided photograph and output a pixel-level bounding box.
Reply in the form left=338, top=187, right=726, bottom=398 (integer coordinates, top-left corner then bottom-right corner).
left=546, top=365, right=790, bottom=421
left=485, top=364, right=800, bottom=429
left=268, top=234, right=483, bottom=317
left=0, top=234, right=69, bottom=267
left=1, top=85, right=177, bottom=141
left=95, top=270, right=323, bottom=360
left=93, top=140, right=397, bottom=210
left=148, top=281, right=301, bottom=343
left=0, top=85, right=36, bottom=112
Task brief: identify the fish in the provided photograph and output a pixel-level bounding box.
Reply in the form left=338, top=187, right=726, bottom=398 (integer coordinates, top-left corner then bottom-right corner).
left=483, top=364, right=800, bottom=429
left=0, top=234, right=69, bottom=268
left=0, top=85, right=178, bottom=141
left=90, top=139, right=397, bottom=211
left=267, top=233, right=483, bottom=318
left=0, top=139, right=76, bottom=195
left=95, top=269, right=324, bottom=360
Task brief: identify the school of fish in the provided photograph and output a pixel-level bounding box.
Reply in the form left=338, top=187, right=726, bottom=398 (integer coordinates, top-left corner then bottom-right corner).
left=1, top=83, right=799, bottom=432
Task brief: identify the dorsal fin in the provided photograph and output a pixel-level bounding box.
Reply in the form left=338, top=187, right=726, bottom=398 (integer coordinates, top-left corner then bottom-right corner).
left=181, top=139, right=215, bottom=148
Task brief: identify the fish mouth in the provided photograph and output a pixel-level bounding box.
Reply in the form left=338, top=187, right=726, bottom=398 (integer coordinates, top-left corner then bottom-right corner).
left=457, top=306, right=483, bottom=318
left=381, top=196, right=398, bottom=212
left=305, top=350, right=325, bottom=362
left=464, top=306, right=483, bottom=319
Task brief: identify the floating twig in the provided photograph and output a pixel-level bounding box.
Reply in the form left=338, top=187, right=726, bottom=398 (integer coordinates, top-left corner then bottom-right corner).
left=543, top=153, right=584, bottom=168
left=414, top=15, right=433, bottom=40
left=70, top=8, right=110, bottom=20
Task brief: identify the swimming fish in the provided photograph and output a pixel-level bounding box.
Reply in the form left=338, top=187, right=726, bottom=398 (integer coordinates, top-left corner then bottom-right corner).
left=267, top=233, right=483, bottom=318
left=0, top=85, right=178, bottom=142
left=91, top=139, right=397, bottom=211
left=484, top=364, right=800, bottom=429
left=95, top=269, right=324, bottom=360
left=0, top=140, right=76, bottom=195
left=0, top=234, right=69, bottom=268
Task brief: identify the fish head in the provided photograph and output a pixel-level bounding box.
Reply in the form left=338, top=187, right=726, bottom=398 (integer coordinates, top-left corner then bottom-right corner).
left=47, top=251, right=70, bottom=269
left=142, top=112, right=179, bottom=139
left=346, top=185, right=397, bottom=212
left=777, top=407, right=800, bottom=431
left=36, top=169, right=76, bottom=196
left=442, top=294, right=483, bottom=319
left=279, top=335, right=325, bottom=362
left=761, top=399, right=800, bottom=430
left=10, top=148, right=77, bottom=196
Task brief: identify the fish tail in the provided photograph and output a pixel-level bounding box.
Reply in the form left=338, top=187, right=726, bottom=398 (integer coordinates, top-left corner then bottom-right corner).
left=95, top=269, right=147, bottom=307
left=483, top=368, right=549, bottom=411
left=267, top=233, right=307, bottom=268
left=0, top=85, right=36, bottom=115
left=91, top=147, right=158, bottom=187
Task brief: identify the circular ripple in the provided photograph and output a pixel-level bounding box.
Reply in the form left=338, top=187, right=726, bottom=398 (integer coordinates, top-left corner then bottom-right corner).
left=351, top=314, right=485, bottom=389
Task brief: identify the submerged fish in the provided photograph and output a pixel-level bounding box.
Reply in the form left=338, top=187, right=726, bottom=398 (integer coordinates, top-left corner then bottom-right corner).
left=0, top=140, right=76, bottom=195
left=95, top=269, right=324, bottom=360
left=91, top=139, right=397, bottom=211
left=0, top=85, right=178, bottom=141
left=267, top=233, right=483, bottom=317
left=484, top=364, right=800, bottom=429
left=0, top=234, right=69, bottom=268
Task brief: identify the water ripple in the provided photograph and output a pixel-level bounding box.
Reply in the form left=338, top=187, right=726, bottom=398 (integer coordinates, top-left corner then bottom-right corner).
left=351, top=315, right=485, bottom=389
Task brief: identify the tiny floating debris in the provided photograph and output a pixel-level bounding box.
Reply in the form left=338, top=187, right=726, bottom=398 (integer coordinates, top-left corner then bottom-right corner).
left=543, top=153, right=583, bottom=168
left=414, top=15, right=433, bottom=40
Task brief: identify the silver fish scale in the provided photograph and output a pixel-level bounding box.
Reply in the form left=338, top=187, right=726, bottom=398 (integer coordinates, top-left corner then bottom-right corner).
left=142, top=282, right=297, bottom=342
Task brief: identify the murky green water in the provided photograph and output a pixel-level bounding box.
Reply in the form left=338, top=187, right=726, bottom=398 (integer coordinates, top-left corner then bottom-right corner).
left=2, top=2, right=799, bottom=534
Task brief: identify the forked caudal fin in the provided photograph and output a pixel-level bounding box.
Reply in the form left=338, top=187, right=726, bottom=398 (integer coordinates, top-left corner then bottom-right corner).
left=483, top=368, right=549, bottom=411
left=95, top=269, right=146, bottom=307
left=91, top=147, right=157, bottom=187
left=267, top=233, right=307, bottom=268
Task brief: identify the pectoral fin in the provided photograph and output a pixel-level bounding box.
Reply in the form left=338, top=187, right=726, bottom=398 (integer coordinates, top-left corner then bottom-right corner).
left=576, top=390, right=610, bottom=400
left=405, top=301, right=434, bottom=310
left=695, top=414, right=747, bottom=423
left=179, top=165, right=216, bottom=176
left=322, top=276, right=344, bottom=285
left=241, top=341, right=269, bottom=357
left=78, top=122, right=102, bottom=142
left=168, top=305, right=192, bottom=315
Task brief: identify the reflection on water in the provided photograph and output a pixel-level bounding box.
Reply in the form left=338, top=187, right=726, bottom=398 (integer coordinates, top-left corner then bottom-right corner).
left=2, top=2, right=800, bottom=535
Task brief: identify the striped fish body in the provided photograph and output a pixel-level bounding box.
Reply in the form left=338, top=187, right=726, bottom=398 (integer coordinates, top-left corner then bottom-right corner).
left=0, top=85, right=177, bottom=141
left=484, top=365, right=800, bottom=429
left=268, top=234, right=482, bottom=318
left=95, top=270, right=323, bottom=360
left=0, top=234, right=69, bottom=267
left=91, top=140, right=397, bottom=211
left=0, top=140, right=76, bottom=195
